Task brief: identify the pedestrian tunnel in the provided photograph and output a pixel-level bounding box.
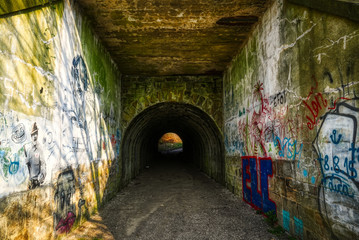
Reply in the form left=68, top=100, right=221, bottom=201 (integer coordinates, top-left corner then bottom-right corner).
left=121, top=102, right=224, bottom=185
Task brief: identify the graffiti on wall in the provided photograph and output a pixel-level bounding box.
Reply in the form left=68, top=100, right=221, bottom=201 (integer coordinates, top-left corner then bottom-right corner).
left=54, top=169, right=76, bottom=234
left=24, top=122, right=46, bottom=189
left=241, top=156, right=276, bottom=213
left=313, top=99, right=359, bottom=238
left=61, top=55, right=93, bottom=162
left=282, top=210, right=304, bottom=239
left=272, top=134, right=303, bottom=161
left=226, top=81, right=304, bottom=162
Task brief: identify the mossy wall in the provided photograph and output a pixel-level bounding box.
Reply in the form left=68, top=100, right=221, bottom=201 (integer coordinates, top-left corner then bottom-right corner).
left=223, top=0, right=359, bottom=239
left=0, top=0, right=121, bottom=239
left=121, top=75, right=223, bottom=130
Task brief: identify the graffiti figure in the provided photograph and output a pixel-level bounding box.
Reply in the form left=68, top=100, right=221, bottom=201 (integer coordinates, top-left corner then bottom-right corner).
left=11, top=123, right=26, bottom=144
left=61, top=55, right=93, bottom=160
left=71, top=55, right=88, bottom=130
left=313, top=100, right=359, bottom=239
left=54, top=169, right=76, bottom=234
left=25, top=122, right=46, bottom=189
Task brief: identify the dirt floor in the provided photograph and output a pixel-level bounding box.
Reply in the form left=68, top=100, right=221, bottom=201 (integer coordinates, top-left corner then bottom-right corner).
left=65, top=156, right=289, bottom=240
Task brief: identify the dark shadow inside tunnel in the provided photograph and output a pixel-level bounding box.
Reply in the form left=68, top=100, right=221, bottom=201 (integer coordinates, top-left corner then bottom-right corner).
left=121, top=102, right=225, bottom=186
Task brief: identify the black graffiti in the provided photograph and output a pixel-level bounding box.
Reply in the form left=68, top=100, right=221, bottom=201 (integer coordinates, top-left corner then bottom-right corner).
left=54, top=169, right=76, bottom=234
left=11, top=123, right=26, bottom=144
left=25, top=122, right=46, bottom=189
left=270, top=91, right=286, bottom=107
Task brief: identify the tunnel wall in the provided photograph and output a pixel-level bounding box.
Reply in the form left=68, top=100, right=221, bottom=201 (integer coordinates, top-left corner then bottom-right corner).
left=121, top=75, right=223, bottom=129
left=223, top=0, right=359, bottom=239
left=0, top=0, right=122, bottom=239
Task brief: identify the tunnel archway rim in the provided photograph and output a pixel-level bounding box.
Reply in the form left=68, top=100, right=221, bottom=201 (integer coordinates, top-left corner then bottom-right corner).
left=120, top=101, right=225, bottom=186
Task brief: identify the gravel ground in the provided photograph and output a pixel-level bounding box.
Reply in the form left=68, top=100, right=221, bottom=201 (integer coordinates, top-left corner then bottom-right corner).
left=66, top=157, right=289, bottom=240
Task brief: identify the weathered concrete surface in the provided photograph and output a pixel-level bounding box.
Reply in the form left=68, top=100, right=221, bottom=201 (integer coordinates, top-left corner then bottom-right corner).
left=121, top=75, right=223, bottom=129
left=0, top=0, right=53, bottom=15
left=65, top=157, right=286, bottom=240
left=223, top=0, right=359, bottom=239
left=287, top=0, right=359, bottom=22
left=0, top=0, right=122, bottom=239
left=75, top=0, right=271, bottom=76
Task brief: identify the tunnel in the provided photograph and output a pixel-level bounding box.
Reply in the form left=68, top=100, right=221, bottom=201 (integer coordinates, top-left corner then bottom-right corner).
left=121, top=102, right=225, bottom=186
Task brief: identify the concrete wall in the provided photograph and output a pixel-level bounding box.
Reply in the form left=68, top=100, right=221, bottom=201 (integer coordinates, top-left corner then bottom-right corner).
left=121, top=75, right=223, bottom=130
left=0, top=0, right=121, bottom=239
left=223, top=0, right=359, bottom=239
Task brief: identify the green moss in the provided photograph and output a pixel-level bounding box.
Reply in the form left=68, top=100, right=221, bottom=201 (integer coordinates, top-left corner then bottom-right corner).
left=0, top=0, right=51, bottom=15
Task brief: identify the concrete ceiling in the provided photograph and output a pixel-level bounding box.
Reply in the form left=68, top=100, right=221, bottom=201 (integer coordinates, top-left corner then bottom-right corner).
left=77, top=0, right=270, bottom=76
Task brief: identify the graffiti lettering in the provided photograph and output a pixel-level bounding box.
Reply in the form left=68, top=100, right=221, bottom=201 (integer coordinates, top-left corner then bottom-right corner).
left=282, top=210, right=290, bottom=231
left=241, top=156, right=276, bottom=213
left=314, top=100, right=359, bottom=239
left=273, top=134, right=303, bottom=160
left=270, top=90, right=286, bottom=107
left=294, top=216, right=304, bottom=239
left=303, top=92, right=328, bottom=130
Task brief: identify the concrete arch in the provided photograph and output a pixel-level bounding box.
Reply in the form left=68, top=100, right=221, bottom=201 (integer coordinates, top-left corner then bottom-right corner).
left=121, top=102, right=225, bottom=186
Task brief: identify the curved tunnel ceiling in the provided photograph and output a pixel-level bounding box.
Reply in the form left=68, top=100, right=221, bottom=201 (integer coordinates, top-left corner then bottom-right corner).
left=121, top=102, right=225, bottom=185
left=76, top=0, right=270, bottom=76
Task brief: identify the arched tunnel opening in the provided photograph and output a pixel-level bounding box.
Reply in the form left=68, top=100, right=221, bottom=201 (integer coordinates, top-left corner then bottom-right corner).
left=121, top=102, right=225, bottom=186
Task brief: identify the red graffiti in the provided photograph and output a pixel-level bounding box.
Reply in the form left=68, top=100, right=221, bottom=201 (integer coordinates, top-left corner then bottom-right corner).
left=56, top=211, right=76, bottom=234
left=303, top=92, right=328, bottom=130
left=110, top=134, right=116, bottom=147
left=303, top=76, right=328, bottom=130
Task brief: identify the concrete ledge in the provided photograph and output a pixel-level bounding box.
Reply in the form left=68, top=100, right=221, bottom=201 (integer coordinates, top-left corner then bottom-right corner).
left=0, top=0, right=51, bottom=16
left=287, top=0, right=359, bottom=22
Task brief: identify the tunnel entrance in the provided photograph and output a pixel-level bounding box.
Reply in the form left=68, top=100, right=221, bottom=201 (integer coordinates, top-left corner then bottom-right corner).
left=121, top=102, right=224, bottom=186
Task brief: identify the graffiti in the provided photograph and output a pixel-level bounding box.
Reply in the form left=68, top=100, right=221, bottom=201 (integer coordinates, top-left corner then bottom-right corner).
left=241, top=156, right=276, bottom=213
left=282, top=210, right=303, bottom=238
left=282, top=210, right=290, bottom=231
left=272, top=134, right=303, bottom=160
left=54, top=169, right=76, bottom=235
left=61, top=55, right=93, bottom=161
left=313, top=100, right=359, bottom=239
left=71, top=55, right=88, bottom=130
left=303, top=93, right=328, bottom=130
left=270, top=90, right=286, bottom=107
left=294, top=216, right=303, bottom=239
left=238, top=108, right=246, bottom=117
left=236, top=82, right=272, bottom=156
left=24, top=123, right=46, bottom=189
left=11, top=123, right=26, bottom=144
left=115, top=128, right=121, bottom=158
left=0, top=148, right=27, bottom=184
left=0, top=113, right=30, bottom=190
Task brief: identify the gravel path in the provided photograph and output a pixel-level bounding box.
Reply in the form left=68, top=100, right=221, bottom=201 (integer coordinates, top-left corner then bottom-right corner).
left=66, top=157, right=288, bottom=240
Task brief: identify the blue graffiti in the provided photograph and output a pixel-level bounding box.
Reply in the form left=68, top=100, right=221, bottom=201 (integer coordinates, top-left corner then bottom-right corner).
left=294, top=216, right=303, bottom=239
left=242, top=156, right=276, bottom=213
left=8, top=153, right=20, bottom=175
left=317, top=141, right=358, bottom=192
left=273, top=134, right=303, bottom=161
left=225, top=136, right=246, bottom=156
left=330, top=129, right=342, bottom=144
left=283, top=210, right=290, bottom=231
left=238, top=108, right=246, bottom=117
